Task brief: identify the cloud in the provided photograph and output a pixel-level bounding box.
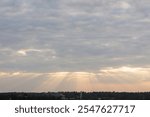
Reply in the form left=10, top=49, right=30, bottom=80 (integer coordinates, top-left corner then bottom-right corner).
left=99, top=66, right=150, bottom=84
left=0, top=66, right=150, bottom=92
left=100, top=66, right=146, bottom=73
left=17, top=49, right=40, bottom=56
left=0, top=0, right=150, bottom=84
left=114, top=1, right=131, bottom=10
left=0, top=1, right=32, bottom=17
left=137, top=18, right=150, bottom=23
left=5, top=2, right=31, bottom=16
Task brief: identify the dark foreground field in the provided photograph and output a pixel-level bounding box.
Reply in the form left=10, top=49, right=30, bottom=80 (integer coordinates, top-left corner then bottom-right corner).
left=0, top=92, right=150, bottom=100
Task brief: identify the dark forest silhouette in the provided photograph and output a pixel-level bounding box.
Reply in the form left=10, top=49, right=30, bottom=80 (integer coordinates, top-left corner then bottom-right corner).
left=0, top=92, right=150, bottom=100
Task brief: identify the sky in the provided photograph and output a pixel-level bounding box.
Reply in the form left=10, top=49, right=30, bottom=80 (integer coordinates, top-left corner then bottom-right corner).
left=0, top=0, right=150, bottom=92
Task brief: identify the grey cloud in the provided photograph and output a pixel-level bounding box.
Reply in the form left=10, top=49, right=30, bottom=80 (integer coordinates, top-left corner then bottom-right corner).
left=0, top=0, right=150, bottom=72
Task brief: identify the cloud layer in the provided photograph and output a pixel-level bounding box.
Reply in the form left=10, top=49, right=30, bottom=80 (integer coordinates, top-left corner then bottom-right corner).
left=0, top=0, right=150, bottom=91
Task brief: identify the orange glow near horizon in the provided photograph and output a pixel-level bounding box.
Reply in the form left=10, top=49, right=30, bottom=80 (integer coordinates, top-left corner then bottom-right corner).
left=0, top=66, right=150, bottom=92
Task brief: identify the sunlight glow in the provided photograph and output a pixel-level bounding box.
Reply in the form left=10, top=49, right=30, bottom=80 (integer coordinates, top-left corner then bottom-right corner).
left=17, top=49, right=42, bottom=56
left=0, top=66, right=150, bottom=92
left=100, top=66, right=144, bottom=73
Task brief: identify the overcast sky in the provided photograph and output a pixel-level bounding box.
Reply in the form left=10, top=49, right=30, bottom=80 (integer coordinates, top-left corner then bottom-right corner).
left=0, top=0, right=150, bottom=92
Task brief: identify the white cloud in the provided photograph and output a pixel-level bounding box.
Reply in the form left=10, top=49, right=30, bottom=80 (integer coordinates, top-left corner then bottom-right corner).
left=17, top=48, right=55, bottom=56
left=100, top=66, right=146, bottom=73
left=17, top=49, right=41, bottom=56
left=114, top=1, right=131, bottom=10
